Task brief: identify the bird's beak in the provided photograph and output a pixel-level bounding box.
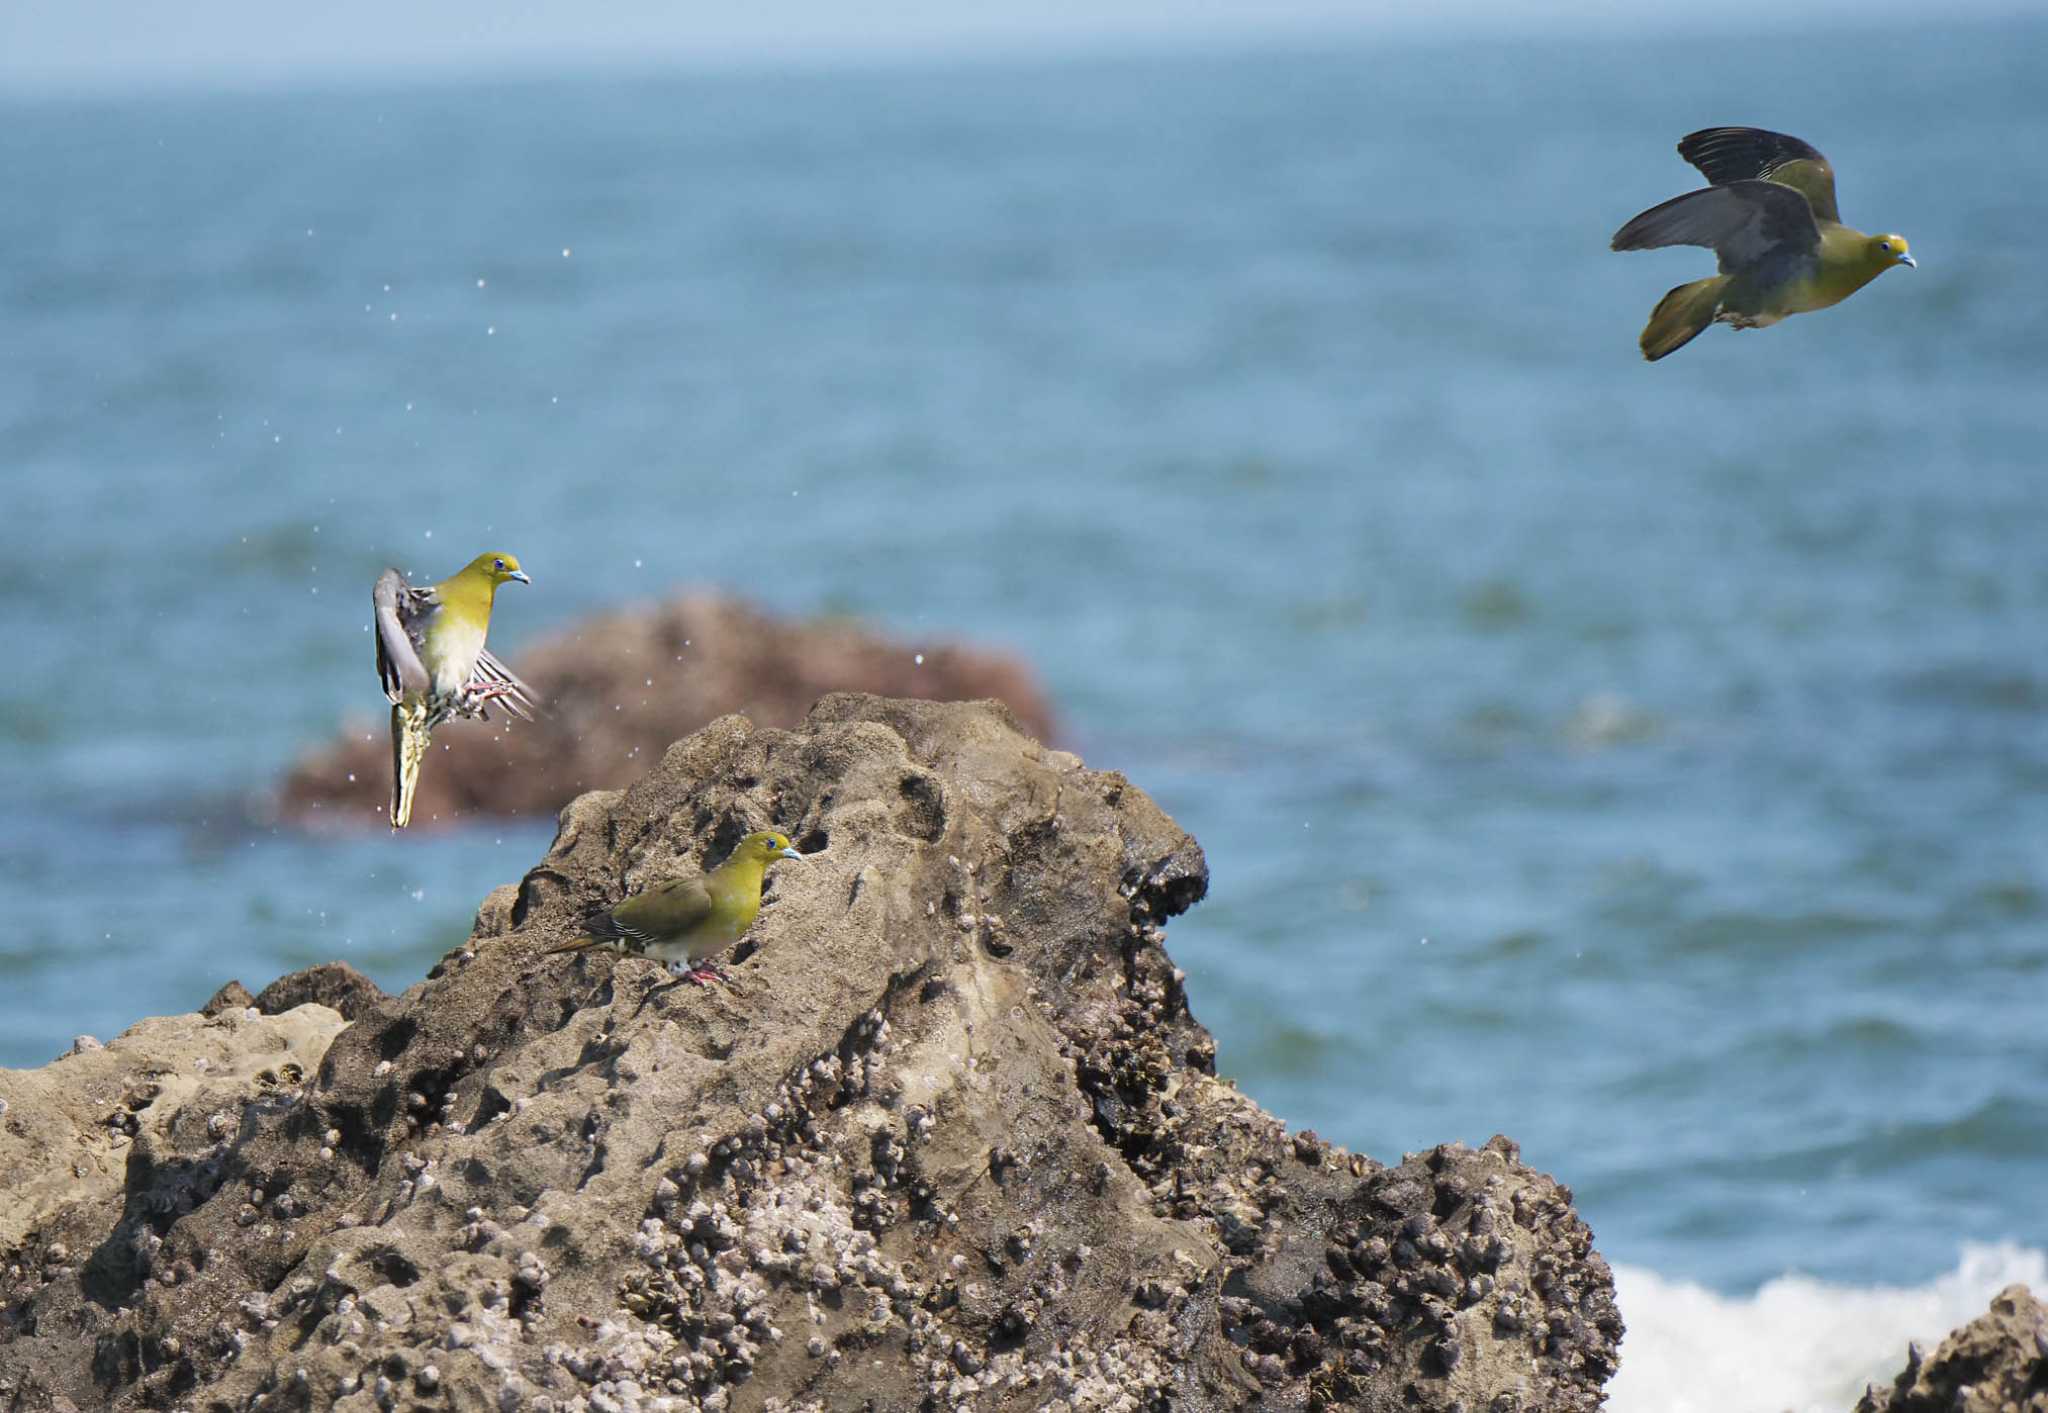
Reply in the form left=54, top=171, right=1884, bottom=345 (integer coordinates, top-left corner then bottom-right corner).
left=1897, top=253, right=1916, bottom=268
left=508, top=569, right=531, bottom=584
left=779, top=846, right=802, bottom=860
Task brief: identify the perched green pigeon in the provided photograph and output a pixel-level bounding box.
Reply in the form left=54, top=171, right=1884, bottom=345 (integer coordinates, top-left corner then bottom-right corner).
left=548, top=831, right=805, bottom=984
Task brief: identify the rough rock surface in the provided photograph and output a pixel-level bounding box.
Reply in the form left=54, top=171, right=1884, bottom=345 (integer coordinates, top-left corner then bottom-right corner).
left=277, top=594, right=1057, bottom=829
left=1854, top=1283, right=2048, bottom=1413
left=0, top=1005, right=350, bottom=1286
left=2, top=695, right=1620, bottom=1411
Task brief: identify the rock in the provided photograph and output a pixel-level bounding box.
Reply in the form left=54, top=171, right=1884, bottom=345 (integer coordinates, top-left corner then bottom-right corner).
left=252, top=960, right=386, bottom=1021
left=0, top=999, right=347, bottom=1287
left=0, top=695, right=1619, bottom=1410
left=277, top=592, right=1058, bottom=828
left=201, top=980, right=257, bottom=1016
left=1854, top=1283, right=2048, bottom=1413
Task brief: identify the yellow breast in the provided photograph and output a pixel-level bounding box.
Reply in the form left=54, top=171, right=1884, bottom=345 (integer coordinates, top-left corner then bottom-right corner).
left=422, top=612, right=487, bottom=701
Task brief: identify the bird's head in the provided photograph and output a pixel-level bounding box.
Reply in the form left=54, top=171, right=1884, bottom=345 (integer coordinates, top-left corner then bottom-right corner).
left=735, top=831, right=803, bottom=865
left=463, top=552, right=532, bottom=586
left=1872, top=235, right=1915, bottom=270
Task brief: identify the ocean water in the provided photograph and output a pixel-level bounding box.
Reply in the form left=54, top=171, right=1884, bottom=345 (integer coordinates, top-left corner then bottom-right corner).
left=4, top=20, right=2046, bottom=1408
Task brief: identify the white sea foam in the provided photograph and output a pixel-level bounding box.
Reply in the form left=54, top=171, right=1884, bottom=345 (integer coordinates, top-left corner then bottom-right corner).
left=1607, top=1243, right=2048, bottom=1413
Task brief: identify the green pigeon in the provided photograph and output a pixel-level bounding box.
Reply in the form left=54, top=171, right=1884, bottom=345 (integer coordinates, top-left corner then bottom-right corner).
left=1612, top=127, right=1914, bottom=360
left=548, top=831, right=804, bottom=984
left=373, top=552, right=535, bottom=828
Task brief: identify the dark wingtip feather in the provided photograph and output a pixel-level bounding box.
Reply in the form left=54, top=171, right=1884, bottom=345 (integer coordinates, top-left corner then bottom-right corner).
left=1676, top=127, right=1827, bottom=182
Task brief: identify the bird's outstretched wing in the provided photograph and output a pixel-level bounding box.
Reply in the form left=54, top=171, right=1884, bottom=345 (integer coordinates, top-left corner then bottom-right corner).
left=1610, top=180, right=1820, bottom=273
left=373, top=568, right=437, bottom=703
left=1677, top=127, right=1841, bottom=224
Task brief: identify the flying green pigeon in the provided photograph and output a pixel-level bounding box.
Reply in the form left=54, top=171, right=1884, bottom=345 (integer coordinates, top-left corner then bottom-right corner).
left=1612, top=127, right=1914, bottom=360
left=373, top=552, right=535, bottom=828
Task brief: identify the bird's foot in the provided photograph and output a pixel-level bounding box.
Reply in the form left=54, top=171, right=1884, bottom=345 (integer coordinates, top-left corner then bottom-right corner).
left=457, top=683, right=518, bottom=719
left=664, top=960, right=731, bottom=987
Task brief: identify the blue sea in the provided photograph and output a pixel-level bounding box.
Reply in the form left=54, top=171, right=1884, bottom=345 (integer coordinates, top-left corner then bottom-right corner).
left=4, top=19, right=2045, bottom=1408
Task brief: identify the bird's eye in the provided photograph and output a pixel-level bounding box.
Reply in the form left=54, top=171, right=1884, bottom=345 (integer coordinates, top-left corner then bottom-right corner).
left=494, top=558, right=505, bottom=571
left=1878, top=241, right=1891, bottom=252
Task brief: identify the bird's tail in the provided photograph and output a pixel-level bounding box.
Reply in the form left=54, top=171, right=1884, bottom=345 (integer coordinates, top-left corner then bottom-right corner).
left=1640, top=276, right=1726, bottom=361
left=389, top=699, right=431, bottom=829
left=545, top=935, right=608, bottom=956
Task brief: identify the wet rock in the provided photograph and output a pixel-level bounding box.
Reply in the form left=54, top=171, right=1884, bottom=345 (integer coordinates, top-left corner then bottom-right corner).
left=277, top=592, right=1059, bottom=828
left=1854, top=1283, right=2048, bottom=1413
left=0, top=695, right=1618, bottom=1411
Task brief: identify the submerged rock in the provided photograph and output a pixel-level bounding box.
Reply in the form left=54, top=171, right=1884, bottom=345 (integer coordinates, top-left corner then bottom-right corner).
left=1, top=695, right=1619, bottom=1410
left=1854, top=1283, right=2048, bottom=1413
left=277, top=592, right=1057, bottom=829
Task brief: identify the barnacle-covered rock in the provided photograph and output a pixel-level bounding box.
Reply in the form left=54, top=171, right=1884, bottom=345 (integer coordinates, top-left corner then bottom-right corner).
left=1854, top=1283, right=2048, bottom=1413
left=0, top=695, right=1619, bottom=1410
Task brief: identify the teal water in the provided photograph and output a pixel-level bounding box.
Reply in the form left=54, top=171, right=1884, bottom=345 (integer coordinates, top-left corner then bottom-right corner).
left=4, top=19, right=2045, bottom=1324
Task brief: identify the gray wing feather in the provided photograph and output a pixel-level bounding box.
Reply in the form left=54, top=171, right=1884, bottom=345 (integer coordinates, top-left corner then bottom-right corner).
left=1610, top=180, right=1819, bottom=272
left=373, top=568, right=435, bottom=702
